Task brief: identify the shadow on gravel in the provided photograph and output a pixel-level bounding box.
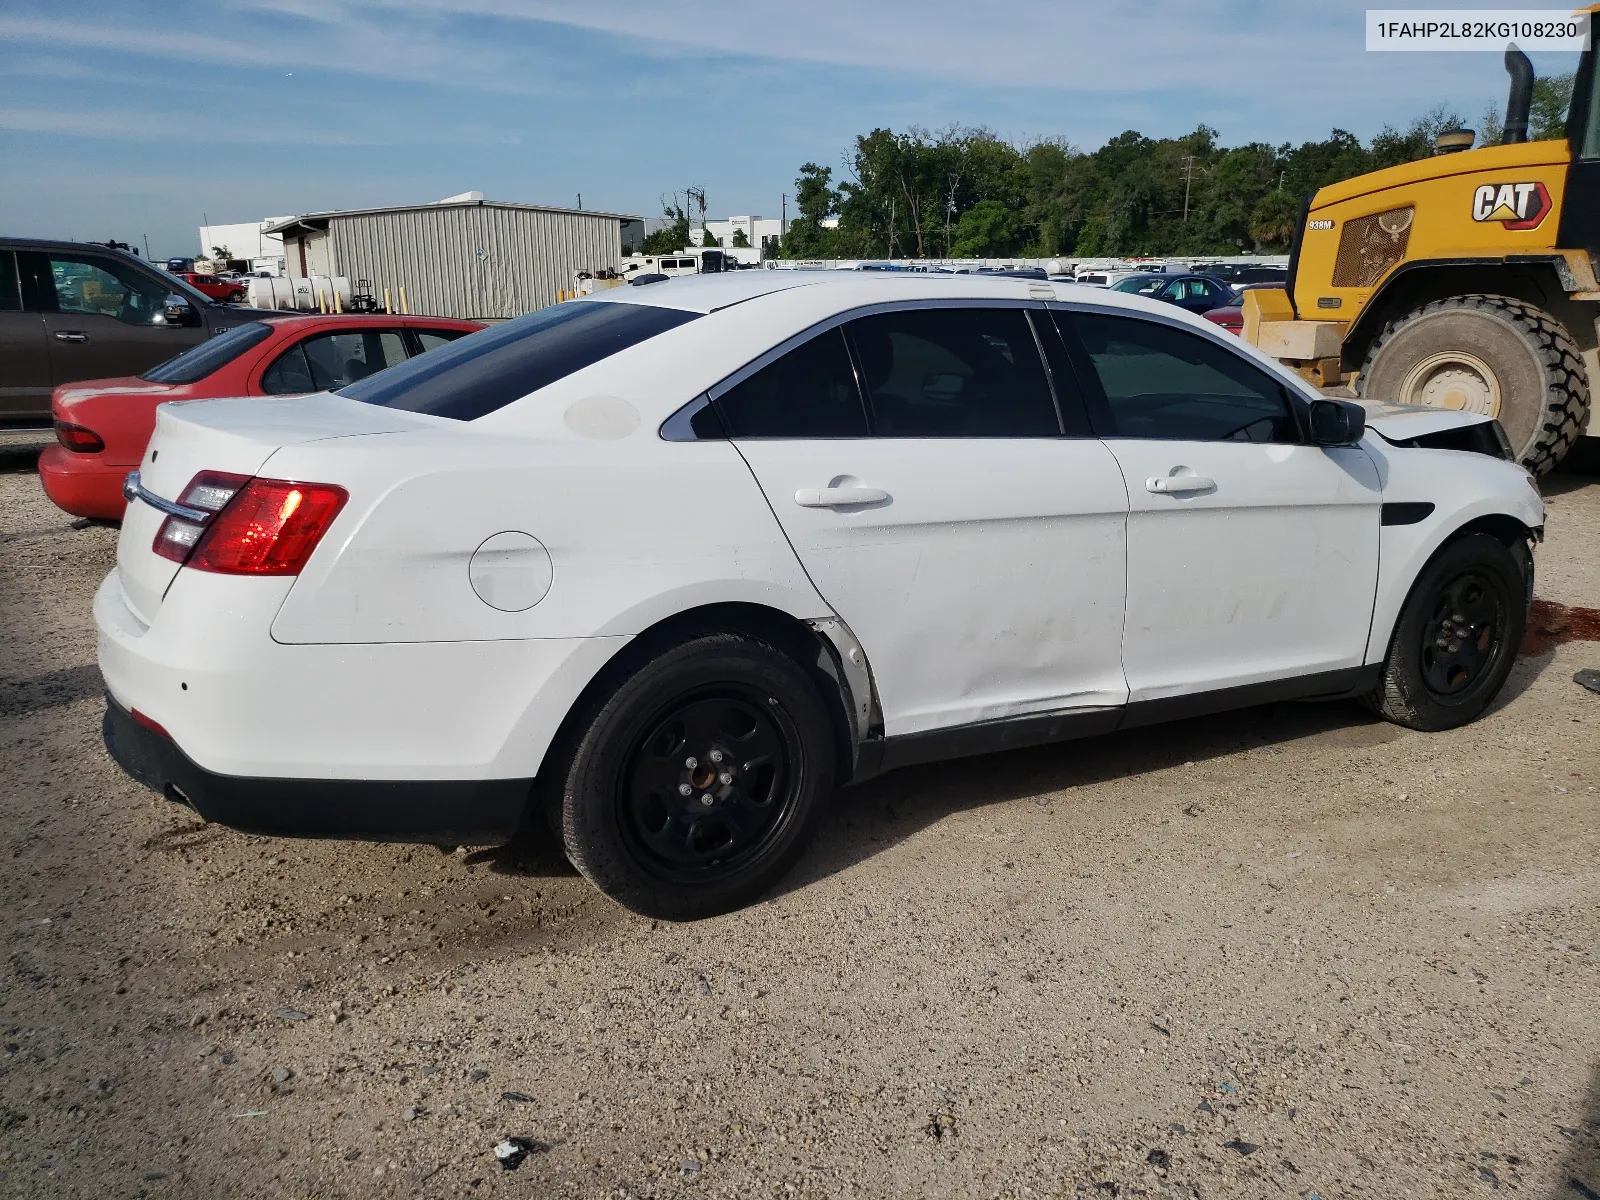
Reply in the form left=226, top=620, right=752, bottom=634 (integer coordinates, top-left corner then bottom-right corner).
left=459, top=821, right=580, bottom=878
left=0, top=662, right=103, bottom=719
left=1543, top=441, right=1600, bottom=496
left=0, top=445, right=43, bottom=474
left=1555, top=1063, right=1600, bottom=1199
left=787, top=698, right=1397, bottom=895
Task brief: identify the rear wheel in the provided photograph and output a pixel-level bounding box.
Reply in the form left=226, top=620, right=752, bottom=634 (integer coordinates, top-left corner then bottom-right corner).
left=542, top=633, right=835, bottom=920
left=1358, top=294, right=1589, bottom=474
left=1365, top=533, right=1528, bottom=731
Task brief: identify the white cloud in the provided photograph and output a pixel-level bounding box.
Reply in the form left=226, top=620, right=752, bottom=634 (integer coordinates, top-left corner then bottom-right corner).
left=0, top=106, right=517, bottom=147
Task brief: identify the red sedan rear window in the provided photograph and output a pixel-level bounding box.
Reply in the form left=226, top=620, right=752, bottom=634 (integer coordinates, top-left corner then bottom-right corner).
left=140, top=322, right=274, bottom=384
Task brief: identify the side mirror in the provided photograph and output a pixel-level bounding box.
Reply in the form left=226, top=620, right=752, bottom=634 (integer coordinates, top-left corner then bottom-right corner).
left=158, top=294, right=198, bottom=327
left=1310, top=397, right=1365, bottom=445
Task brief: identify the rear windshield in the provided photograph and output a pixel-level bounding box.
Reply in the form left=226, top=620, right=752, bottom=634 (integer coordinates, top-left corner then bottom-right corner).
left=140, top=322, right=274, bottom=384
left=339, top=300, right=700, bottom=420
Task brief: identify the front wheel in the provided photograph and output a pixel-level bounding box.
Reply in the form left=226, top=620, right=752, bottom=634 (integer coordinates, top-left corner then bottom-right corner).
left=543, top=633, right=836, bottom=919
left=1358, top=295, right=1589, bottom=475
left=1365, top=533, right=1528, bottom=731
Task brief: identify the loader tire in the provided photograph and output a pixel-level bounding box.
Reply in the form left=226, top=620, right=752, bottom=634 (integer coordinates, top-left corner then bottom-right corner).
left=1357, top=294, right=1588, bottom=475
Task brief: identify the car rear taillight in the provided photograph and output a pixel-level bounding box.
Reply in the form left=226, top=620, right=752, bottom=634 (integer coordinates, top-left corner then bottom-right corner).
left=153, top=471, right=252, bottom=562
left=187, top=477, right=347, bottom=575
left=55, top=421, right=105, bottom=453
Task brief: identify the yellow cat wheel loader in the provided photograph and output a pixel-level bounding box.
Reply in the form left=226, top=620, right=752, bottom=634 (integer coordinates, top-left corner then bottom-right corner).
left=1243, top=26, right=1600, bottom=472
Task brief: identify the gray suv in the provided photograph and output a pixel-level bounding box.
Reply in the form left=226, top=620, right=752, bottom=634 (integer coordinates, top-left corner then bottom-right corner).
left=0, top=238, right=263, bottom=427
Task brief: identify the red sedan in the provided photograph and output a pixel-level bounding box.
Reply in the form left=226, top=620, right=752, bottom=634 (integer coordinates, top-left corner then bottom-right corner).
left=175, top=272, right=249, bottom=303
left=1203, top=304, right=1243, bottom=335
left=40, top=313, right=483, bottom=520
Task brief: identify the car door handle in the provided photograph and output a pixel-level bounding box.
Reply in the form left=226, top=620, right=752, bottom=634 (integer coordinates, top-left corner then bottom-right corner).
left=794, top=486, right=890, bottom=508
left=1146, top=475, right=1216, bottom=494
left=53, top=330, right=89, bottom=343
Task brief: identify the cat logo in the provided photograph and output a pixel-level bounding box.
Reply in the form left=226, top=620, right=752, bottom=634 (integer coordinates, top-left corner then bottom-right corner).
left=1470, top=181, right=1552, bottom=230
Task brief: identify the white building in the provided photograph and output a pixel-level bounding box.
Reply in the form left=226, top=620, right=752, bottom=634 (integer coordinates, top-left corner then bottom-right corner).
left=197, top=217, right=292, bottom=269
left=692, top=215, right=788, bottom=256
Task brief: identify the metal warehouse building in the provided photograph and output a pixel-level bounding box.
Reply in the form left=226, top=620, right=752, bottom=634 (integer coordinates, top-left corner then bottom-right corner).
left=265, top=195, right=644, bottom=320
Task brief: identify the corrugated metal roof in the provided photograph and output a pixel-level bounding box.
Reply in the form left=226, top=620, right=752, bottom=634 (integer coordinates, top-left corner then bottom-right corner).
left=264, top=199, right=638, bottom=237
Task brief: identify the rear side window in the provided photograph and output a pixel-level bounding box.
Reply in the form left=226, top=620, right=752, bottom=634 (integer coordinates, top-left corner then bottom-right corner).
left=847, top=307, right=1059, bottom=437
left=715, top=328, right=868, bottom=438
left=261, top=329, right=408, bottom=394
left=140, top=322, right=274, bottom=383
left=414, top=328, right=469, bottom=352
left=1070, top=312, right=1300, bottom=443
left=340, top=301, right=699, bottom=420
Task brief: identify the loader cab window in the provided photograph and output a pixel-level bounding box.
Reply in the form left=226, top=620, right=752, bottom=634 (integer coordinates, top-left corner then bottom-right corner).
left=1579, top=49, right=1600, bottom=159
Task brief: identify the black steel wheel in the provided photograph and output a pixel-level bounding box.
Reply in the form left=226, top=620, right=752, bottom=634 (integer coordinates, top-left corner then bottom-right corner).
left=619, top=688, right=801, bottom=884
left=543, top=632, right=835, bottom=919
left=1366, top=533, right=1529, bottom=731
left=1418, top=571, right=1504, bottom=699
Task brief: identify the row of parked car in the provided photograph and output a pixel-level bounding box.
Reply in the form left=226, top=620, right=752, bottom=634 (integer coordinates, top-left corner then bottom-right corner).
left=0, top=237, right=478, bottom=520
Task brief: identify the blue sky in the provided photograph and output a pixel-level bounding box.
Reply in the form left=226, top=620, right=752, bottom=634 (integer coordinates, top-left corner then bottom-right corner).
left=0, top=1, right=1582, bottom=259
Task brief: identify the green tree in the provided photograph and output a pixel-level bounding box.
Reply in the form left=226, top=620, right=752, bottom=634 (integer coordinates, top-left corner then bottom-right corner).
left=700, top=228, right=721, bottom=247
left=950, top=199, right=1020, bottom=256
left=731, top=227, right=750, bottom=247
left=640, top=197, right=690, bottom=255
left=1249, top=190, right=1301, bottom=249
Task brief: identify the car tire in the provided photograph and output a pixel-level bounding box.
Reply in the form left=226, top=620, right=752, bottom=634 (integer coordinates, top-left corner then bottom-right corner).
left=228, top=290, right=247, bottom=303
left=1357, top=295, right=1589, bottom=475
left=1364, top=533, right=1529, bottom=732
left=542, top=633, right=836, bottom=920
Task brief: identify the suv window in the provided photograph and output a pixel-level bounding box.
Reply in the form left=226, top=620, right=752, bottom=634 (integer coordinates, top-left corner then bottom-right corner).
left=46, top=254, right=170, bottom=326
left=0, top=252, right=19, bottom=312
left=715, top=328, right=867, bottom=438
left=1070, top=312, right=1300, bottom=443
left=262, top=329, right=408, bottom=394
left=847, top=307, right=1059, bottom=437
left=141, top=322, right=274, bottom=384
left=340, top=300, right=699, bottom=420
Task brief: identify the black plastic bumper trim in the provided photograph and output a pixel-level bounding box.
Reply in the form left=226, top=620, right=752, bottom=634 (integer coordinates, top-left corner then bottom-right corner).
left=102, top=696, right=530, bottom=845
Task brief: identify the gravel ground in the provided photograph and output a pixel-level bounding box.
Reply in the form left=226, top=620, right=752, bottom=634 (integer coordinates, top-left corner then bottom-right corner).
left=0, top=442, right=1597, bottom=1200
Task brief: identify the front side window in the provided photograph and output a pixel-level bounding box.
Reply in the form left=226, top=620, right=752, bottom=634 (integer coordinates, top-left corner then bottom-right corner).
left=141, top=321, right=274, bottom=384
left=47, top=255, right=170, bottom=326
left=340, top=299, right=699, bottom=420
left=715, top=328, right=867, bottom=438
left=0, top=252, right=19, bottom=312
left=1070, top=311, right=1301, bottom=443
left=847, top=307, right=1059, bottom=437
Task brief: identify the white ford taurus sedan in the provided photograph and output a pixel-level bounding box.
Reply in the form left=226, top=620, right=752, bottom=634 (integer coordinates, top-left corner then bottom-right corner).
left=98, top=272, right=1544, bottom=918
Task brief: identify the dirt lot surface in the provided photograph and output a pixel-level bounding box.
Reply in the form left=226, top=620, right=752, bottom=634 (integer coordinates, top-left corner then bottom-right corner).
left=1, top=442, right=1597, bottom=1200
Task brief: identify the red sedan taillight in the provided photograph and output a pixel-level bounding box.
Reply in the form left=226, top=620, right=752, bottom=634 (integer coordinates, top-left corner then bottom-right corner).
left=55, top=421, right=105, bottom=452
left=153, top=471, right=348, bottom=575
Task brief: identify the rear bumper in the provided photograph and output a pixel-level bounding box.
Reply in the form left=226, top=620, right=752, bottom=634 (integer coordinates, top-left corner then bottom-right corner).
left=102, top=695, right=531, bottom=843
left=38, top=446, right=129, bottom=520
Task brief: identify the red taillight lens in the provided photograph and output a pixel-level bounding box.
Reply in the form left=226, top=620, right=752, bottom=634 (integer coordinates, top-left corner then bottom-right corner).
left=131, top=708, right=170, bottom=738
left=188, top=478, right=348, bottom=575
left=55, top=421, right=105, bottom=453
left=153, top=471, right=251, bottom=562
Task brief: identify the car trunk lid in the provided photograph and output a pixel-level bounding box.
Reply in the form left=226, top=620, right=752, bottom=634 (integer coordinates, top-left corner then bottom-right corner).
left=115, top=393, right=434, bottom=623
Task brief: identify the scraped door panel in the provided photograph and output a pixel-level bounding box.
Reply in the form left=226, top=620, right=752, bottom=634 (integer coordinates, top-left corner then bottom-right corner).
left=737, top=438, right=1131, bottom=735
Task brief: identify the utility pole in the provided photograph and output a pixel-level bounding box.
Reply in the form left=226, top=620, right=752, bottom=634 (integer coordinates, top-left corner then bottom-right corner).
left=1181, top=157, right=1195, bottom=223
left=576, top=193, right=582, bottom=210
left=142, top=234, right=150, bottom=260
left=781, top=193, right=787, bottom=235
